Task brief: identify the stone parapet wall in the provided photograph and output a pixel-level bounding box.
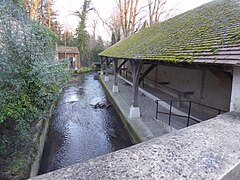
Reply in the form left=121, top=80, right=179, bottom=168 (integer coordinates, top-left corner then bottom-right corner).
left=31, top=111, right=240, bottom=180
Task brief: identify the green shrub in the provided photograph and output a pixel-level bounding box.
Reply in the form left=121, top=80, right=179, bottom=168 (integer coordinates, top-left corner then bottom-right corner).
left=73, top=67, right=93, bottom=74
left=0, top=0, right=70, bottom=178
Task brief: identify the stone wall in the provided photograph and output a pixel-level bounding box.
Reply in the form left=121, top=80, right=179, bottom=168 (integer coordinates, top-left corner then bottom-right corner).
left=31, top=112, right=240, bottom=180
left=140, top=64, right=232, bottom=111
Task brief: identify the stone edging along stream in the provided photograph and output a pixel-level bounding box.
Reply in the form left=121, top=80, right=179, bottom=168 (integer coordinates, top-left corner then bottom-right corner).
left=99, top=75, right=149, bottom=144
left=31, top=111, right=240, bottom=180
left=29, top=101, right=57, bottom=178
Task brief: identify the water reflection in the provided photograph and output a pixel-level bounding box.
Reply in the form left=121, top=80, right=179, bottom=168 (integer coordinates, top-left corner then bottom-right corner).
left=39, top=73, right=133, bottom=174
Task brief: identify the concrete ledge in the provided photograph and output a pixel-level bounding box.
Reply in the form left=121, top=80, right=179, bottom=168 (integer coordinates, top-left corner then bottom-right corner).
left=99, top=75, right=154, bottom=143
left=32, top=112, right=240, bottom=180
left=30, top=103, right=56, bottom=178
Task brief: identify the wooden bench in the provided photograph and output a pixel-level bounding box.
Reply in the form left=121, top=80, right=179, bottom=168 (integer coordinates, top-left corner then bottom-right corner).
left=120, top=70, right=194, bottom=106
left=144, top=78, right=194, bottom=106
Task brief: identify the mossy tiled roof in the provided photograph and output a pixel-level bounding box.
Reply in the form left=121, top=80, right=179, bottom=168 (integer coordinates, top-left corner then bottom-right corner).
left=100, top=0, right=240, bottom=65
left=57, top=46, right=79, bottom=54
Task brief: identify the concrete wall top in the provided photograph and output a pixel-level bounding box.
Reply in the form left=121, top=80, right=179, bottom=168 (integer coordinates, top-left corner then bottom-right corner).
left=32, top=112, right=240, bottom=180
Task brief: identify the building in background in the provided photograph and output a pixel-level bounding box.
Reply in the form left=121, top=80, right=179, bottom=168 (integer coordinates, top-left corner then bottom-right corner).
left=57, top=46, right=81, bottom=70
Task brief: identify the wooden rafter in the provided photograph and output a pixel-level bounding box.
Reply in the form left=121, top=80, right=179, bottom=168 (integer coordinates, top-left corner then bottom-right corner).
left=117, top=59, right=128, bottom=72
left=138, top=64, right=156, bottom=85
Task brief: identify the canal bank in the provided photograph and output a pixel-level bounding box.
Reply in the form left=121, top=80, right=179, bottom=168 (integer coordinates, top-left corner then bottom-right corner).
left=98, top=75, right=169, bottom=143
left=32, top=111, right=240, bottom=180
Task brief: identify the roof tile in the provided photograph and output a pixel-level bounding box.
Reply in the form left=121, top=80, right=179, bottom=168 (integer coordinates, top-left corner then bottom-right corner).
left=100, top=0, right=240, bottom=65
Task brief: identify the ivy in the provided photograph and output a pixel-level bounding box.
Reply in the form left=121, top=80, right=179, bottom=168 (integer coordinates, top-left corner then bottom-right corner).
left=0, top=0, right=70, bottom=178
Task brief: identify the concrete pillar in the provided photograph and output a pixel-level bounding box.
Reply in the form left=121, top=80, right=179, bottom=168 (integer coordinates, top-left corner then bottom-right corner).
left=129, top=106, right=141, bottom=119
left=105, top=76, right=109, bottom=81
left=112, top=85, right=119, bottom=93
left=230, top=66, right=240, bottom=112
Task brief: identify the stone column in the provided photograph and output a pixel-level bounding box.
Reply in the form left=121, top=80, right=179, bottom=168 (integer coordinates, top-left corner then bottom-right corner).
left=230, top=66, right=240, bottom=112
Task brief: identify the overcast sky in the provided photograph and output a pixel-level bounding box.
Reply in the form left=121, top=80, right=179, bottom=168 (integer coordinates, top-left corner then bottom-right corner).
left=53, top=0, right=213, bottom=41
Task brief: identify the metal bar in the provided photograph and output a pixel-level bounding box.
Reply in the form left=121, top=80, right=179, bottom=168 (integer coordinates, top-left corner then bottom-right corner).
left=156, top=99, right=226, bottom=113
left=156, top=101, right=158, bottom=119
left=169, top=101, right=173, bottom=126
left=187, top=101, right=192, bottom=127
left=191, top=101, right=226, bottom=112
left=156, top=111, right=201, bottom=123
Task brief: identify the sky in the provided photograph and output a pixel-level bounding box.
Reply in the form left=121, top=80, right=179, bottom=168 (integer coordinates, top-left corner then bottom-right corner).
left=53, top=0, right=213, bottom=41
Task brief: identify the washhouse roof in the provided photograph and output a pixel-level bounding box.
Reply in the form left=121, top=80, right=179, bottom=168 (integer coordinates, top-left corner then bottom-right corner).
left=99, top=0, right=240, bottom=65
left=57, top=46, right=80, bottom=54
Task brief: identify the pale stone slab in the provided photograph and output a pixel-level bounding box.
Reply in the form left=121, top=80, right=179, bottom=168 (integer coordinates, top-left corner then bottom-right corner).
left=32, top=112, right=240, bottom=180
left=112, top=85, right=119, bottom=93
left=104, top=76, right=109, bottom=82
left=129, top=106, right=140, bottom=119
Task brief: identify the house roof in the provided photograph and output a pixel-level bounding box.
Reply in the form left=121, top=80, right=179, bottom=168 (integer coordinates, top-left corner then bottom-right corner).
left=99, top=0, right=240, bottom=65
left=57, top=46, right=79, bottom=54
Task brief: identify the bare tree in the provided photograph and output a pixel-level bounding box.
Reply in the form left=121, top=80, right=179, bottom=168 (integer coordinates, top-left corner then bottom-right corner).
left=147, top=0, right=177, bottom=26
left=109, top=9, right=122, bottom=43
left=24, top=0, right=42, bottom=19
left=117, top=0, right=140, bottom=37
left=24, top=0, right=60, bottom=33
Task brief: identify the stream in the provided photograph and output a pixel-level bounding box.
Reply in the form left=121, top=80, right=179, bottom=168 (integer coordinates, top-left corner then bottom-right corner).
left=38, top=73, right=133, bottom=174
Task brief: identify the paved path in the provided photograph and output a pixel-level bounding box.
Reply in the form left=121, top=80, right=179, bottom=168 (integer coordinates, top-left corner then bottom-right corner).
left=102, top=74, right=220, bottom=134
left=100, top=75, right=169, bottom=140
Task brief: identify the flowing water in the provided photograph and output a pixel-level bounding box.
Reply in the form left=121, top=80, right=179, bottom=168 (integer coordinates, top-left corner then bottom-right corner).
left=38, top=73, right=133, bottom=174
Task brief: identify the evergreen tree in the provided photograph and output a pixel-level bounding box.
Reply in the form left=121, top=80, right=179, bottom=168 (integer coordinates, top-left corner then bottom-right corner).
left=76, top=0, right=91, bottom=66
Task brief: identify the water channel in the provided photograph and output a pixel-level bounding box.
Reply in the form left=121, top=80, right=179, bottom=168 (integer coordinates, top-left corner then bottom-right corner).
left=38, top=73, right=133, bottom=175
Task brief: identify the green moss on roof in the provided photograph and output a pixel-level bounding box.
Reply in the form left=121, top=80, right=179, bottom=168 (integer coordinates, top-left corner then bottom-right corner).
left=99, top=0, right=240, bottom=62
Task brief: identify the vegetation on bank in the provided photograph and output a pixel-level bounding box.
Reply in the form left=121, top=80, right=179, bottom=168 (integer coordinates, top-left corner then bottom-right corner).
left=73, top=67, right=94, bottom=74
left=0, top=1, right=70, bottom=179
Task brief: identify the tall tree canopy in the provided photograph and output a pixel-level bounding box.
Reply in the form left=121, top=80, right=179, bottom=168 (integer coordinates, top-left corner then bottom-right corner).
left=0, top=0, right=69, bottom=178
left=76, top=0, right=92, bottom=66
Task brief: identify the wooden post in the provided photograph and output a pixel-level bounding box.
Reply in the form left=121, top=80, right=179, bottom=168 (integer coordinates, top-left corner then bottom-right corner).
left=105, top=57, right=109, bottom=82
left=129, top=60, right=143, bottom=118
left=200, top=68, right=206, bottom=103
left=155, top=65, right=158, bottom=89
left=130, top=60, right=143, bottom=107
left=100, top=56, right=104, bottom=75
left=112, top=58, right=119, bottom=92
left=113, top=58, right=118, bottom=86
